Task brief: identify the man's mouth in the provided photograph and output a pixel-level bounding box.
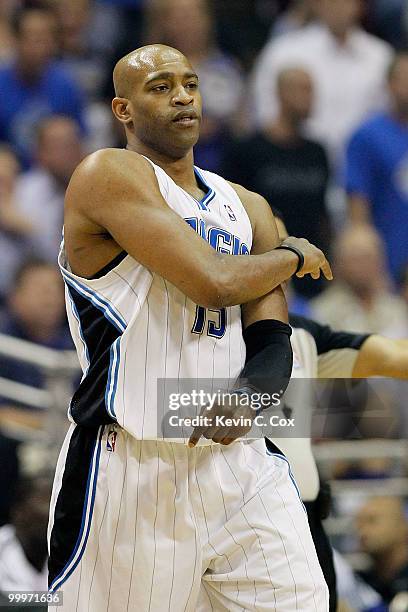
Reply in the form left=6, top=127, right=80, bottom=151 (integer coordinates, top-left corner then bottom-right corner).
left=172, top=111, right=199, bottom=125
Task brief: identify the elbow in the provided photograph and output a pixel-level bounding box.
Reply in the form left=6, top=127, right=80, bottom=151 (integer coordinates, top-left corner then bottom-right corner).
left=206, top=272, right=237, bottom=309
left=196, top=268, right=237, bottom=309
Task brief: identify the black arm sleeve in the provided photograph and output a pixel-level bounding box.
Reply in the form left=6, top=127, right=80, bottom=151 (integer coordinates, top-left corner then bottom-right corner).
left=239, top=320, right=293, bottom=402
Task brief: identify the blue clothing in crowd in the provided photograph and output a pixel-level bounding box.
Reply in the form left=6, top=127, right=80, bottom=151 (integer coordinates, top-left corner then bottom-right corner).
left=0, top=61, right=86, bottom=167
left=346, top=112, right=408, bottom=282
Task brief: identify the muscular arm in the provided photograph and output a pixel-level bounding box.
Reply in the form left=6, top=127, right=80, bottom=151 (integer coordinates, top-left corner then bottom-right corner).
left=229, top=182, right=288, bottom=326
left=188, top=186, right=292, bottom=446
left=352, top=336, right=408, bottom=379
left=66, top=149, right=306, bottom=309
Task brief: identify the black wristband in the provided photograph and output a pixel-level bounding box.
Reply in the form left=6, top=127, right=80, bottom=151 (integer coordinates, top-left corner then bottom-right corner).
left=276, top=244, right=305, bottom=274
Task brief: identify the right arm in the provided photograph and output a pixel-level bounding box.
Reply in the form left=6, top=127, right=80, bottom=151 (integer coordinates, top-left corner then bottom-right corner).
left=349, top=194, right=372, bottom=225
left=65, top=150, right=331, bottom=309
left=346, top=127, right=375, bottom=225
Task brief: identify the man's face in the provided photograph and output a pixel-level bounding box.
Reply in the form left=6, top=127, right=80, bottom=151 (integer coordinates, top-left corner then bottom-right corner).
left=11, top=266, right=65, bottom=334
left=37, top=118, right=84, bottom=185
left=279, top=69, right=314, bottom=123
left=124, top=54, right=202, bottom=159
left=356, top=498, right=408, bottom=556
left=159, top=0, right=211, bottom=56
left=314, top=0, right=362, bottom=35
left=389, top=57, right=408, bottom=115
left=17, top=11, right=57, bottom=71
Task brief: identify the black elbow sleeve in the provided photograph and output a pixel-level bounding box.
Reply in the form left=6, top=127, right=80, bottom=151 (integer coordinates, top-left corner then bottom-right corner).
left=239, top=320, right=293, bottom=401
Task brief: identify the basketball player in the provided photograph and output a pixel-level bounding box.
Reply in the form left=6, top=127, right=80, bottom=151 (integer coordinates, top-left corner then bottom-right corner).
left=269, top=211, right=408, bottom=611
left=47, top=45, right=332, bottom=611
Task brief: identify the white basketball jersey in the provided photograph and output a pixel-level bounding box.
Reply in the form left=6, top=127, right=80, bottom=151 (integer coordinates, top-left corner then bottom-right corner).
left=59, top=157, right=252, bottom=441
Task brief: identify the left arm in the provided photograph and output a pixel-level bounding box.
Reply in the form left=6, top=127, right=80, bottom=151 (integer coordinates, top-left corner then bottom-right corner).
left=232, top=183, right=289, bottom=327
left=188, top=186, right=292, bottom=447
left=352, top=336, right=408, bottom=379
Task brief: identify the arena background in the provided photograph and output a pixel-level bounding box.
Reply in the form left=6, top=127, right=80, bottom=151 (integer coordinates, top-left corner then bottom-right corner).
left=0, top=1, right=407, bottom=611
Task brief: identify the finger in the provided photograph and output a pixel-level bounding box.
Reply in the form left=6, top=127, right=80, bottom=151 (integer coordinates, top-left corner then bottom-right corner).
left=212, top=428, right=230, bottom=444
left=321, top=259, right=333, bottom=280
left=188, top=426, right=206, bottom=448
left=310, top=270, right=321, bottom=280
left=203, top=425, right=219, bottom=439
left=220, top=437, right=234, bottom=445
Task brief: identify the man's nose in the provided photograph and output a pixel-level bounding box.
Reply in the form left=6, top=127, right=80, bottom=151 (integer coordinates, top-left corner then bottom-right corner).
left=172, top=86, right=193, bottom=105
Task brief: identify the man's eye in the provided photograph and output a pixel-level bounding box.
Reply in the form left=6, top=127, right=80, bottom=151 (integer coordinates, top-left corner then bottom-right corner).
left=186, top=82, right=198, bottom=89
left=152, top=85, right=168, bottom=92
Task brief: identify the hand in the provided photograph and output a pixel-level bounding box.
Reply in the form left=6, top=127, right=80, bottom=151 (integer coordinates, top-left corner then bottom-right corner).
left=188, top=393, right=255, bottom=447
left=282, top=236, right=333, bottom=280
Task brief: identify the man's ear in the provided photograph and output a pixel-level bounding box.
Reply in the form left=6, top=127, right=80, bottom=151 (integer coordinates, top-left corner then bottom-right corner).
left=112, top=97, right=133, bottom=125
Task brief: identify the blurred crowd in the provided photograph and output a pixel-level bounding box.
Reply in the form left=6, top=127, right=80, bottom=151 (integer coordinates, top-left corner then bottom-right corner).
left=1, top=1, right=408, bottom=610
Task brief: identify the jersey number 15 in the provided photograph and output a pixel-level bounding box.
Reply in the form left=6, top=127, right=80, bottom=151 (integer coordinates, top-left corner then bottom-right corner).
left=191, top=305, right=227, bottom=339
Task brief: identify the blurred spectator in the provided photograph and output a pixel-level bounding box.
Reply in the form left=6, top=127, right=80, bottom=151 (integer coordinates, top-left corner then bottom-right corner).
left=270, top=0, right=315, bottom=39
left=333, top=549, right=386, bottom=612
left=0, top=259, right=72, bottom=394
left=223, top=67, right=330, bottom=298
left=144, top=0, right=244, bottom=172
left=251, top=0, right=392, bottom=167
left=400, top=263, right=408, bottom=308
left=0, top=5, right=86, bottom=167
left=0, top=16, right=15, bottom=65
left=346, top=52, right=408, bottom=285
left=0, top=475, right=50, bottom=591
left=311, top=225, right=408, bottom=336
left=0, top=146, right=33, bottom=302
left=56, top=0, right=120, bottom=101
left=356, top=497, right=408, bottom=604
left=15, top=115, right=85, bottom=263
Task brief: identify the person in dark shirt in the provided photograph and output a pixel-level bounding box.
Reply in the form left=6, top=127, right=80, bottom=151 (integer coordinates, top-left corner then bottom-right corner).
left=356, top=496, right=408, bottom=604
left=223, top=66, right=331, bottom=297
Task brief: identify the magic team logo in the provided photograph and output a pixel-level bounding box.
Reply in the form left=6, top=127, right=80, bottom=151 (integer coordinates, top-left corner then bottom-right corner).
left=106, top=429, right=117, bottom=452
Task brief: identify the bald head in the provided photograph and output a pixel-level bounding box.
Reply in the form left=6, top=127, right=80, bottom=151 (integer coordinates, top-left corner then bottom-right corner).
left=113, top=44, right=189, bottom=98
left=335, top=225, right=387, bottom=294
left=275, top=66, right=313, bottom=123
left=111, top=43, right=201, bottom=159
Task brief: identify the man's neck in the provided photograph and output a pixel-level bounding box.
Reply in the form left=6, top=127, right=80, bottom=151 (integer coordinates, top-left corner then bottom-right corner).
left=392, top=106, right=408, bottom=126
left=373, top=543, right=408, bottom=582
left=265, top=114, right=301, bottom=144
left=327, top=25, right=351, bottom=46
left=15, top=59, right=45, bottom=84
left=126, top=141, right=197, bottom=190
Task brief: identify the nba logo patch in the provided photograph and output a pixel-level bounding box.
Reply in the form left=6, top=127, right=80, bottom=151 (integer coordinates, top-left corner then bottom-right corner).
left=107, top=429, right=117, bottom=452
left=224, top=204, right=236, bottom=221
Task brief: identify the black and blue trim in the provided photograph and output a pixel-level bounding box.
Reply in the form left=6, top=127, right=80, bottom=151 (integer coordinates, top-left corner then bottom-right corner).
left=63, top=275, right=126, bottom=426
left=194, top=167, right=216, bottom=211
left=48, top=425, right=104, bottom=591
left=265, top=440, right=306, bottom=512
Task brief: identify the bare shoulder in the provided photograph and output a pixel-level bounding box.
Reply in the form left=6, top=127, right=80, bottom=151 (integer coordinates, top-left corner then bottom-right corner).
left=66, top=148, right=156, bottom=211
